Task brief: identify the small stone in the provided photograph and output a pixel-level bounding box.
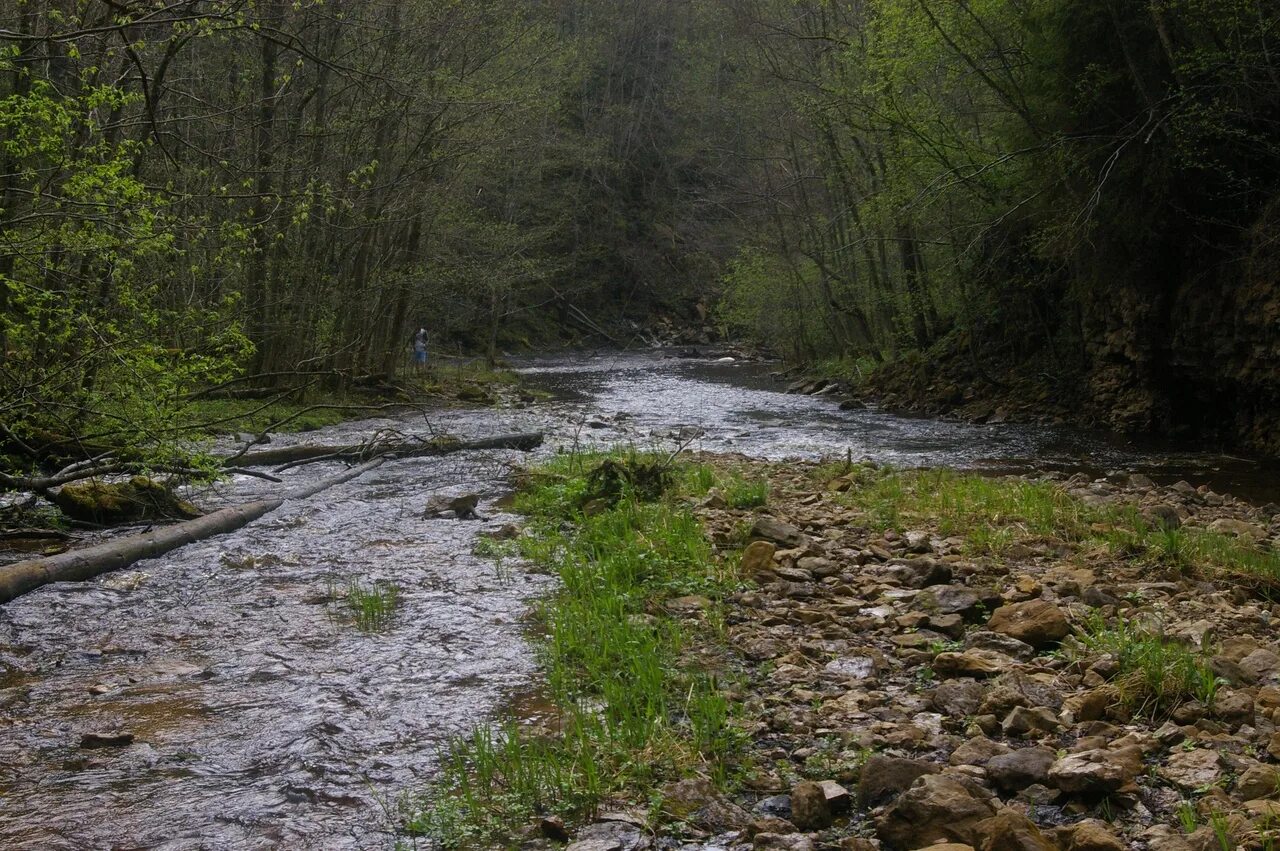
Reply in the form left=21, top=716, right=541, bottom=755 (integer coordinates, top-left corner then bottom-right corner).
left=541, top=816, right=570, bottom=841
left=986, top=747, right=1057, bottom=792
left=741, top=541, right=778, bottom=577
left=933, top=650, right=1009, bottom=678
left=1002, top=706, right=1061, bottom=737
left=933, top=680, right=988, bottom=717
left=789, top=781, right=832, bottom=831
left=875, top=774, right=997, bottom=848
left=964, top=631, right=1037, bottom=661
left=856, top=755, right=940, bottom=807
left=751, top=518, right=804, bottom=547
left=985, top=600, right=1071, bottom=648
left=974, top=808, right=1056, bottom=851
left=753, top=834, right=814, bottom=851
left=1047, top=747, right=1142, bottom=794
left=1237, top=764, right=1280, bottom=800
left=1267, top=731, right=1280, bottom=760
left=1160, top=748, right=1223, bottom=791
left=1056, top=819, right=1128, bottom=851
left=949, top=736, right=1011, bottom=766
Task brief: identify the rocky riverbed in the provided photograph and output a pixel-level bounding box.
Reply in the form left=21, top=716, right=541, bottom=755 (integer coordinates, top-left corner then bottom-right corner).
left=545, top=460, right=1280, bottom=851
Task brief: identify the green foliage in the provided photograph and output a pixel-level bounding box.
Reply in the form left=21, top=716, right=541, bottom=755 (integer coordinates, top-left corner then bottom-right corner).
left=0, top=77, right=251, bottom=471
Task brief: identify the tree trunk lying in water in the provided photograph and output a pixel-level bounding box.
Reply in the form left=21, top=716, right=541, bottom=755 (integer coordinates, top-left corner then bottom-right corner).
left=0, top=458, right=386, bottom=605
left=0, top=430, right=544, bottom=603
left=222, top=431, right=544, bottom=468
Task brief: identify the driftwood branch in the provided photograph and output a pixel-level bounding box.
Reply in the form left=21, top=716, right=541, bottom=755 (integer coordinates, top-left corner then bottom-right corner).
left=224, top=431, right=544, bottom=468
left=0, top=458, right=386, bottom=604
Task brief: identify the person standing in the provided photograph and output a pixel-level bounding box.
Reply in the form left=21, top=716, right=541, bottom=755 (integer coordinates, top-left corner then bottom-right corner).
left=411, top=326, right=429, bottom=371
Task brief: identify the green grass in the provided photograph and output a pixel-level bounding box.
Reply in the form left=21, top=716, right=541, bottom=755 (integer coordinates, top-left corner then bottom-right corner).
left=342, top=579, right=399, bottom=632
left=1076, top=612, right=1224, bottom=718
left=723, top=476, right=768, bottom=509
left=834, top=467, right=1099, bottom=552
left=820, top=466, right=1280, bottom=589
left=404, top=452, right=746, bottom=846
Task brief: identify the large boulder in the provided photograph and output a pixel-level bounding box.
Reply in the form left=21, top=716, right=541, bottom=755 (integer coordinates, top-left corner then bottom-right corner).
left=875, top=774, right=998, bottom=848
left=985, top=600, right=1071, bottom=648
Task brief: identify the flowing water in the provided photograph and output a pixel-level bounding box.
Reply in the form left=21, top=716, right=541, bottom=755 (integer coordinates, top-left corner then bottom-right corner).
left=0, top=351, right=1272, bottom=849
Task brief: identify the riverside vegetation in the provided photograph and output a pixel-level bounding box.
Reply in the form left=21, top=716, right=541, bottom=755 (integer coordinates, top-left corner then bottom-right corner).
left=418, top=451, right=1280, bottom=850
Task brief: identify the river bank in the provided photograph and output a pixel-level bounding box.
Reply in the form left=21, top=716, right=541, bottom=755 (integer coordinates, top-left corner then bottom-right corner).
left=433, top=450, right=1280, bottom=851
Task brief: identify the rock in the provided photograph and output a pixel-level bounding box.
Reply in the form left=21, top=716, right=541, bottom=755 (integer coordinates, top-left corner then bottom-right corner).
left=818, top=780, right=851, bottom=813
left=875, top=774, right=998, bottom=849
left=751, top=518, right=804, bottom=548
left=918, top=585, right=988, bottom=618
left=1055, top=819, right=1129, bottom=851
left=749, top=816, right=797, bottom=837
left=1208, top=517, right=1265, bottom=539
left=661, top=778, right=750, bottom=831
left=54, top=477, right=200, bottom=524
left=933, top=651, right=1010, bottom=678
left=964, top=631, right=1037, bottom=662
left=541, top=816, right=570, bottom=841
left=1211, top=688, right=1255, bottom=725
left=754, top=795, right=793, bottom=820
left=985, top=600, right=1071, bottom=648
left=1237, top=763, right=1280, bottom=800
left=949, top=736, right=1011, bottom=767
left=856, top=755, right=940, bottom=807
left=79, top=731, right=135, bottom=749
left=932, top=680, right=988, bottom=717
left=973, top=808, right=1056, bottom=851
left=888, top=557, right=953, bottom=589
left=1267, top=731, right=1280, bottom=760
left=1240, top=647, right=1280, bottom=680
left=1047, top=747, right=1143, bottom=795
left=753, top=834, right=813, bottom=851
left=1160, top=748, right=1223, bottom=792
left=566, top=821, right=651, bottom=851
left=741, top=541, right=778, bottom=577
left=1001, top=706, right=1061, bottom=737
left=789, top=781, right=832, bottom=830
left=1210, top=655, right=1256, bottom=686
left=986, top=747, right=1057, bottom=792
left=825, top=656, right=875, bottom=680
left=1144, top=504, right=1182, bottom=530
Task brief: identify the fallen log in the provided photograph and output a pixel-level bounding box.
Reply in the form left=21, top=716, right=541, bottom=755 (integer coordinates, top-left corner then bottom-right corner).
left=224, top=431, right=544, bottom=468
left=0, top=458, right=385, bottom=605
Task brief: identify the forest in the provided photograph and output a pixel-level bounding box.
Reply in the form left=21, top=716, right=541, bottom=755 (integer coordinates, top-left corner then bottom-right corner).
left=3, top=0, right=1280, bottom=473
left=7, top=4, right=1280, bottom=850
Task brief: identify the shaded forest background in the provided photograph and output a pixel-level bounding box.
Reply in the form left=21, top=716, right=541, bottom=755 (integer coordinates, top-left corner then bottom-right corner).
left=3, top=0, right=1280, bottom=464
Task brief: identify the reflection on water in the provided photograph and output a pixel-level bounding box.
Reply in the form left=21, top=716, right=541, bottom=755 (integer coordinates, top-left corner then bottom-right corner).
left=0, top=350, right=1272, bottom=849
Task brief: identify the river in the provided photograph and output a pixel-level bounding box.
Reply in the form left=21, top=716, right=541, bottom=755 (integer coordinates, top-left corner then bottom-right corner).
left=0, top=351, right=1271, bottom=849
